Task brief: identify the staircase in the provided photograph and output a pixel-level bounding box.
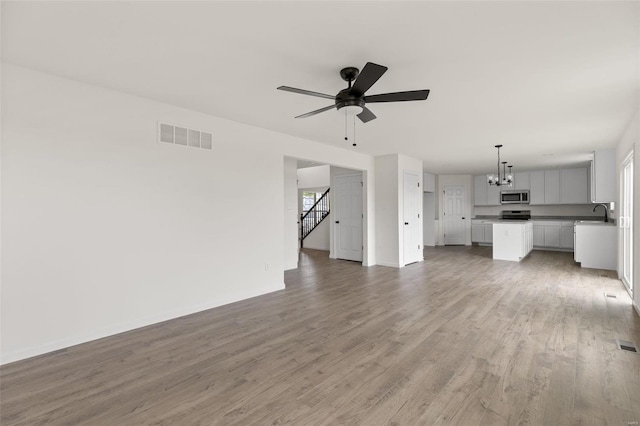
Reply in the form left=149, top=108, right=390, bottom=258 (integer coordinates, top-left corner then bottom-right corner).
left=300, top=188, right=330, bottom=248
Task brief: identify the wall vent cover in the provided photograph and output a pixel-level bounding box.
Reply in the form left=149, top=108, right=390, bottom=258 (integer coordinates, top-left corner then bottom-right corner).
left=604, top=292, right=617, bottom=298
left=158, top=122, right=212, bottom=150
left=616, top=339, right=638, bottom=353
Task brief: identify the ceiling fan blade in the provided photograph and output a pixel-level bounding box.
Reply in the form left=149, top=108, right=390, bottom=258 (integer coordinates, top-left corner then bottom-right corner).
left=277, top=86, right=335, bottom=100
left=295, top=104, right=336, bottom=119
left=350, top=62, right=388, bottom=97
left=357, top=107, right=376, bottom=123
left=364, top=89, right=430, bottom=103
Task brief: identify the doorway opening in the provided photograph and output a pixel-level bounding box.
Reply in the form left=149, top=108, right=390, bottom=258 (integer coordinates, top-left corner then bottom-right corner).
left=292, top=160, right=365, bottom=265
left=621, top=151, right=633, bottom=297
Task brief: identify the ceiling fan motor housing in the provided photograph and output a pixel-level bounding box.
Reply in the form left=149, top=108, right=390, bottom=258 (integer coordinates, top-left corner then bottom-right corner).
left=335, top=88, right=365, bottom=112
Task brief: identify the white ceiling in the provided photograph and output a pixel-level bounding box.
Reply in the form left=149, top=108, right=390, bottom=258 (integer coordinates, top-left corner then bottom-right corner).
left=2, top=1, right=638, bottom=174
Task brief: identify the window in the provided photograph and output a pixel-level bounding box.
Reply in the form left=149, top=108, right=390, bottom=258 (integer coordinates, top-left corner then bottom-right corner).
left=302, top=192, right=323, bottom=212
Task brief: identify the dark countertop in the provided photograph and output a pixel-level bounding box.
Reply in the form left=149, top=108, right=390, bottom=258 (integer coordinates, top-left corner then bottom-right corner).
left=472, top=215, right=614, bottom=224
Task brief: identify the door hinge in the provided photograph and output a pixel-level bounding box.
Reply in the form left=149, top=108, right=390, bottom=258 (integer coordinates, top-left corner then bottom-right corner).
left=417, top=182, right=420, bottom=187
left=362, top=213, right=363, bottom=218
left=418, top=213, right=420, bottom=218
left=361, top=181, right=363, bottom=186
left=418, top=245, right=421, bottom=250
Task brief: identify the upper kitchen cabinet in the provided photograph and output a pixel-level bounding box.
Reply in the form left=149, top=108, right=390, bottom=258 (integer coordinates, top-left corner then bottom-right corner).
left=474, top=175, right=488, bottom=206
left=514, top=172, right=530, bottom=190
left=544, top=170, right=560, bottom=204
left=591, top=150, right=616, bottom=203
left=530, top=171, right=545, bottom=204
left=530, top=168, right=587, bottom=205
left=487, top=182, right=501, bottom=205
left=560, top=168, right=588, bottom=204
left=473, top=175, right=501, bottom=206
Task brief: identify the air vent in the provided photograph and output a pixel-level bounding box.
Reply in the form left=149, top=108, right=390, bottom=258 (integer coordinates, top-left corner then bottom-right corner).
left=616, top=339, right=638, bottom=353
left=158, top=122, right=212, bottom=150
left=604, top=292, right=617, bottom=298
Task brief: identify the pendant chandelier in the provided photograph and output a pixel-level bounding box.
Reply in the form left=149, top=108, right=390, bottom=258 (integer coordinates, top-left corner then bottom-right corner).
left=487, top=144, right=513, bottom=186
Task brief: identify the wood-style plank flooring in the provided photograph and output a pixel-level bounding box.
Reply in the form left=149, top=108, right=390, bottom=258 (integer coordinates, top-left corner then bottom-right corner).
left=1, top=246, right=639, bottom=425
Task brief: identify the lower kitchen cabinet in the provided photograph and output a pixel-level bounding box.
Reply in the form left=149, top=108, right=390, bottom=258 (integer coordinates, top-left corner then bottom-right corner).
left=543, top=225, right=561, bottom=247
left=493, top=221, right=533, bottom=261
left=560, top=221, right=574, bottom=249
left=575, top=223, right=616, bottom=269
left=532, top=220, right=573, bottom=251
left=471, top=221, right=493, bottom=244
left=533, top=225, right=544, bottom=246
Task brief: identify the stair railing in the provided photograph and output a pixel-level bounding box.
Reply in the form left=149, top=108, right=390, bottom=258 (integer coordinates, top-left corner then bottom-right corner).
left=300, top=188, right=330, bottom=248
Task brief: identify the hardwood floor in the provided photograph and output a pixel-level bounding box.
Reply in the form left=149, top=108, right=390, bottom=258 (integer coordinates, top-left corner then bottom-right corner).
left=1, top=246, right=639, bottom=425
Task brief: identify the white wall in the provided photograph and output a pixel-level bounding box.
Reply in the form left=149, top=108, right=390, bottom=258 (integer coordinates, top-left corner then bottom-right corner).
left=374, top=154, right=423, bottom=267
left=438, top=175, right=473, bottom=245
left=375, top=155, right=400, bottom=267
left=297, top=165, right=330, bottom=189
left=301, top=216, right=330, bottom=251
left=283, top=157, right=299, bottom=270
left=615, top=109, right=639, bottom=315
left=423, top=192, right=436, bottom=246
left=0, top=64, right=377, bottom=364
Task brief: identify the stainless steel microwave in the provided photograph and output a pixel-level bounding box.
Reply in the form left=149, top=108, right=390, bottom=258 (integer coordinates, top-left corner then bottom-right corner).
left=500, top=190, right=530, bottom=204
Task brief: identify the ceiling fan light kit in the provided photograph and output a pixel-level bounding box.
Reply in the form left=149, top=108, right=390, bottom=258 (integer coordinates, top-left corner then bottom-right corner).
left=277, top=62, right=430, bottom=125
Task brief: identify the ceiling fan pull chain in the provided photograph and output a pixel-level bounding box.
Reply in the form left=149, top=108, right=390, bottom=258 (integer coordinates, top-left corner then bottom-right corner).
left=353, top=115, right=357, bottom=147
left=344, top=109, right=348, bottom=141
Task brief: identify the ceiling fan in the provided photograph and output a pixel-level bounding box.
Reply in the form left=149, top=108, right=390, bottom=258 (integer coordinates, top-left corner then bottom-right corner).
left=277, top=62, right=430, bottom=123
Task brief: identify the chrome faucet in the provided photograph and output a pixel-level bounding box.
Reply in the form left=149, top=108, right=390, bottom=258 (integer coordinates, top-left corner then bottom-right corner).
left=593, top=203, right=609, bottom=222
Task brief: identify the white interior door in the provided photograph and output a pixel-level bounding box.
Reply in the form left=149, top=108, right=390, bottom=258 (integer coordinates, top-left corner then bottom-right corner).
left=403, top=172, right=421, bottom=265
left=334, top=173, right=363, bottom=262
left=444, top=185, right=467, bottom=245
left=621, top=152, right=633, bottom=295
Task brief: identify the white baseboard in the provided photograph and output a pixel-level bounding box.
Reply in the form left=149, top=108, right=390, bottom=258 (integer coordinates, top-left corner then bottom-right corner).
left=375, top=261, right=401, bottom=268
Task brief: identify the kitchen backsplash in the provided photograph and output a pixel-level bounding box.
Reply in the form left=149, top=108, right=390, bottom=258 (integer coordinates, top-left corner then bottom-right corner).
left=473, top=204, right=610, bottom=218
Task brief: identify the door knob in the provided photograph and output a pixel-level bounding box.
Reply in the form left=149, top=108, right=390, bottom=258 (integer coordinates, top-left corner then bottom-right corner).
left=462, top=217, right=466, bottom=219
left=405, top=222, right=409, bottom=225
left=335, top=221, right=340, bottom=224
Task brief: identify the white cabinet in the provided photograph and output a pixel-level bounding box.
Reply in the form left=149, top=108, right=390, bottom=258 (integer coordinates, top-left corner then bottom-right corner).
left=591, top=150, right=616, bottom=202
left=493, top=221, right=533, bottom=262
left=487, top=183, right=501, bottom=206
left=472, top=223, right=484, bottom=242
left=575, top=223, right=616, bottom=269
left=484, top=223, right=493, bottom=243
left=532, top=220, right=571, bottom=250
left=543, top=225, right=561, bottom=247
left=530, top=171, right=545, bottom=205
left=474, top=175, right=488, bottom=206
left=530, top=167, right=588, bottom=205
left=474, top=175, right=500, bottom=206
left=531, top=170, right=561, bottom=205
left=544, top=170, right=560, bottom=204
left=533, top=224, right=544, bottom=246
left=514, top=172, right=530, bottom=190
left=560, top=222, right=574, bottom=249
left=560, top=168, right=588, bottom=204
left=471, top=220, right=493, bottom=243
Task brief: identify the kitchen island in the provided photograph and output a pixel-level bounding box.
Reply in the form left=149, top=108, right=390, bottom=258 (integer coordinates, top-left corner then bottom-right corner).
left=493, top=221, right=534, bottom=262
